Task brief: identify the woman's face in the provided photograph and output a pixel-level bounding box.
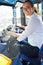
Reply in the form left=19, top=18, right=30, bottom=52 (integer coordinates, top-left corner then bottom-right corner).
left=23, top=2, right=34, bottom=16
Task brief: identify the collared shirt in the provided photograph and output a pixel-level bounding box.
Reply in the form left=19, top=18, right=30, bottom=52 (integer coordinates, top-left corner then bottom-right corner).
left=17, top=12, right=43, bottom=49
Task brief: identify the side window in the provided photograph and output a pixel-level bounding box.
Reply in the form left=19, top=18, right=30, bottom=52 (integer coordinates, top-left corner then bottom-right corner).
left=0, top=5, right=13, bottom=31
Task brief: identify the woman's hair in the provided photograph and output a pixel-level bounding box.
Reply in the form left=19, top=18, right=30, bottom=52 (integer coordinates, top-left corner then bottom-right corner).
left=23, top=0, right=34, bottom=7
left=34, top=7, right=40, bottom=15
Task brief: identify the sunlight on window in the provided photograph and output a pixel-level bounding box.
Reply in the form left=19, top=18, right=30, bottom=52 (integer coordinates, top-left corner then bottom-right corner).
left=0, top=5, right=13, bottom=31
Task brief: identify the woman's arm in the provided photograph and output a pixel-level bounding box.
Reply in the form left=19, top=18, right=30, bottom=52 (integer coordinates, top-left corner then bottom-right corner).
left=6, top=31, right=19, bottom=38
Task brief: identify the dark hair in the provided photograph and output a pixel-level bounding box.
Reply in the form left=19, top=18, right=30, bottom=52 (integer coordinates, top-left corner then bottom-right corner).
left=34, top=7, right=40, bottom=15
left=23, top=0, right=34, bottom=7
left=34, top=7, right=37, bottom=13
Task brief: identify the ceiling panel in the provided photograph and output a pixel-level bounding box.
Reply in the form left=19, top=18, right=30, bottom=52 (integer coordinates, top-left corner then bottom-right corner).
left=0, top=0, right=42, bottom=6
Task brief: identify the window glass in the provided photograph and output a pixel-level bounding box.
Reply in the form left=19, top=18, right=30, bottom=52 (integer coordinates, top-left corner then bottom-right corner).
left=0, top=5, right=13, bottom=31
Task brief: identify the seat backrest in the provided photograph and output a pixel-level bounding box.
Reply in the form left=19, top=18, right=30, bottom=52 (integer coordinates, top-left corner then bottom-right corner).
left=40, top=45, right=43, bottom=59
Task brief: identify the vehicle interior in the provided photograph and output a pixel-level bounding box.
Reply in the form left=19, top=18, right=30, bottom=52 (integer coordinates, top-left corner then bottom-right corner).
left=0, top=0, right=43, bottom=65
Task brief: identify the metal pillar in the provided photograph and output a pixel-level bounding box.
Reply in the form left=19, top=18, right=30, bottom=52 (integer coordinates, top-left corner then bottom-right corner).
left=20, top=7, right=26, bottom=26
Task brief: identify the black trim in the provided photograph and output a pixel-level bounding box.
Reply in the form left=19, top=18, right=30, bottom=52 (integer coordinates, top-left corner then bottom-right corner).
left=17, top=0, right=41, bottom=3
left=0, top=2, right=14, bottom=7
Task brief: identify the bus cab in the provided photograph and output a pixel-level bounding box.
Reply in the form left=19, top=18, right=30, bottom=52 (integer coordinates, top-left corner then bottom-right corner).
left=0, top=0, right=43, bottom=65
